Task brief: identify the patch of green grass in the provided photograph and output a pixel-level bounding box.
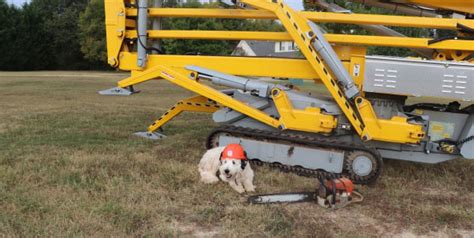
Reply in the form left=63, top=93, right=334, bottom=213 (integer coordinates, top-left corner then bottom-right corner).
left=0, top=72, right=472, bottom=237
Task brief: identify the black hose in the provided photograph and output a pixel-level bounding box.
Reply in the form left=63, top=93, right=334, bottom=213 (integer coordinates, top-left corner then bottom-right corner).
left=136, top=3, right=164, bottom=54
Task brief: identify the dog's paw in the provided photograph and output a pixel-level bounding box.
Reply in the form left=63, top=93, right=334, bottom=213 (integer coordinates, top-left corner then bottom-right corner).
left=245, top=185, right=256, bottom=193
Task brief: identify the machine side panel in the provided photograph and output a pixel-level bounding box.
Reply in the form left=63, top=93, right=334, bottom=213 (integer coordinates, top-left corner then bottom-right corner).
left=424, top=111, right=469, bottom=141
left=364, top=56, right=473, bottom=101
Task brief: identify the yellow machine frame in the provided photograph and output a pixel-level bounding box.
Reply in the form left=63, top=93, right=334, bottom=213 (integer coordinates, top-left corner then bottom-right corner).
left=104, top=0, right=473, bottom=145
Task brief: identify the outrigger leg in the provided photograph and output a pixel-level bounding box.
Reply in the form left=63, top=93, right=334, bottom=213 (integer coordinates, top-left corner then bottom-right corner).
left=135, top=95, right=221, bottom=140
left=98, top=86, right=139, bottom=96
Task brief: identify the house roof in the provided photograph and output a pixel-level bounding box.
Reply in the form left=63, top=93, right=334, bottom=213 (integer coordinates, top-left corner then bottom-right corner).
left=245, top=40, right=302, bottom=58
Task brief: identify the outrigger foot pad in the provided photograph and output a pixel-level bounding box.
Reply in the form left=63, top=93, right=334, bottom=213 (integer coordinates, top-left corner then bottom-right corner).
left=98, top=87, right=139, bottom=96
left=134, top=131, right=167, bottom=140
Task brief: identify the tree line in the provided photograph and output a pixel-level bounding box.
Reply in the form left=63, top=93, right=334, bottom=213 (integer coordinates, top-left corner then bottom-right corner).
left=0, top=0, right=282, bottom=71
left=0, top=0, right=435, bottom=71
left=1, top=0, right=101, bottom=70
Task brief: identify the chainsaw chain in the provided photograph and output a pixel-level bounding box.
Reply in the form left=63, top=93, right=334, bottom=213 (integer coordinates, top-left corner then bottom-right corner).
left=206, top=125, right=383, bottom=184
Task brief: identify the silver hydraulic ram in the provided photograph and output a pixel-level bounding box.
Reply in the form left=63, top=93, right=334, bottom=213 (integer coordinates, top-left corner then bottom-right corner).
left=186, top=65, right=274, bottom=97
left=307, top=21, right=360, bottom=99
left=137, top=0, right=148, bottom=68
left=187, top=65, right=341, bottom=114
left=152, top=0, right=162, bottom=53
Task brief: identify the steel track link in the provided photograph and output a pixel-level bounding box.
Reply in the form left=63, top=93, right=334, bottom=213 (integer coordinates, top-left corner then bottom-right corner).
left=206, top=125, right=383, bottom=184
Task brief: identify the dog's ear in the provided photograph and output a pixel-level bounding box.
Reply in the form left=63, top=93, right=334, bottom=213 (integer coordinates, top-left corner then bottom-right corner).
left=241, top=150, right=248, bottom=170
left=219, top=152, right=223, bottom=163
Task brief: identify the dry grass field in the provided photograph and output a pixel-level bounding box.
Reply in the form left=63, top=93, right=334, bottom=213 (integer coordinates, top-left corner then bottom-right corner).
left=0, top=71, right=473, bottom=237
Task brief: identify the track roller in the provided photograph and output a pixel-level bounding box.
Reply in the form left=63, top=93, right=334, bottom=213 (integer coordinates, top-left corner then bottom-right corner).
left=344, top=151, right=383, bottom=184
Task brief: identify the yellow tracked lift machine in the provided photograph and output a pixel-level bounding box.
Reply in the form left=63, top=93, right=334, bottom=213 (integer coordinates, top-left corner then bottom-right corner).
left=102, top=0, right=474, bottom=183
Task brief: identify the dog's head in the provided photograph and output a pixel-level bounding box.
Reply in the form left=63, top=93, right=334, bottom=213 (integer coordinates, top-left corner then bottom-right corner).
left=219, top=144, right=247, bottom=181
left=218, top=144, right=247, bottom=181
left=219, top=158, right=247, bottom=181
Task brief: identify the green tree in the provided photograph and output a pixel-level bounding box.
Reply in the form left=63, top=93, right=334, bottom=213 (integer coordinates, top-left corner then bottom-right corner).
left=0, top=0, right=53, bottom=70
left=0, top=0, right=19, bottom=70
left=0, top=0, right=284, bottom=70
left=74, top=0, right=282, bottom=67
left=162, top=0, right=178, bottom=7
left=79, top=0, right=107, bottom=68
left=31, top=0, right=89, bottom=69
left=303, top=0, right=430, bottom=57
left=161, top=1, right=283, bottom=55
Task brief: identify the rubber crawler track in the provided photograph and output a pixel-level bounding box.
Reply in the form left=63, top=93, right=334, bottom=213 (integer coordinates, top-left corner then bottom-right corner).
left=206, top=125, right=383, bottom=184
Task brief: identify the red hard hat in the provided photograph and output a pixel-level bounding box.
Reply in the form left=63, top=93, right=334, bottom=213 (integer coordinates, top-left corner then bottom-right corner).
left=221, top=144, right=247, bottom=160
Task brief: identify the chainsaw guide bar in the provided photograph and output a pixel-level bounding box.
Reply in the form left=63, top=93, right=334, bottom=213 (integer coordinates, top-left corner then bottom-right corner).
left=248, top=192, right=317, bottom=204
left=248, top=190, right=364, bottom=208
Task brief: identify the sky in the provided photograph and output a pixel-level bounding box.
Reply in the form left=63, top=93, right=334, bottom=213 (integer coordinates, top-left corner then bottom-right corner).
left=8, top=0, right=304, bottom=9
left=8, top=0, right=29, bottom=6
left=285, top=1, right=304, bottom=10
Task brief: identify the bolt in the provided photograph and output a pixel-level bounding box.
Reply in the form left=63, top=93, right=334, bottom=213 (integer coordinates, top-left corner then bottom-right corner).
left=272, top=89, right=279, bottom=96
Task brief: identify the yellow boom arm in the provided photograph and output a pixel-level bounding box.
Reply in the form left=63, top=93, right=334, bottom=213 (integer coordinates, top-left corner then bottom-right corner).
left=104, top=0, right=474, bottom=144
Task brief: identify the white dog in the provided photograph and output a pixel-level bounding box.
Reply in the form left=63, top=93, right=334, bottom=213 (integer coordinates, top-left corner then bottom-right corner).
left=198, top=145, right=256, bottom=194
